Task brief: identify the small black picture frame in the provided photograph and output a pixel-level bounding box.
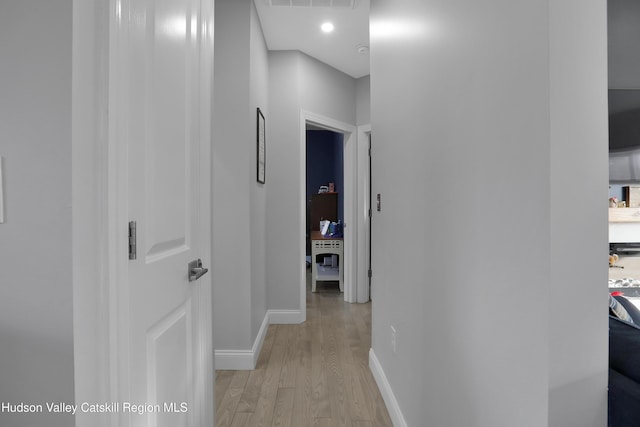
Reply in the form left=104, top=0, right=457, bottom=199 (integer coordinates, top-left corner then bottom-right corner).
left=257, top=108, right=266, bottom=184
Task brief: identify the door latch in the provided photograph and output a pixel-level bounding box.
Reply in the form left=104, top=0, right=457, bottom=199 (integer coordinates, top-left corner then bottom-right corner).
left=188, top=258, right=209, bottom=282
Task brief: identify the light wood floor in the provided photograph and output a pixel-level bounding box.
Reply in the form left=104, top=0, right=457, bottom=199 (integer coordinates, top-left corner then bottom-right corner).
left=214, top=278, right=393, bottom=427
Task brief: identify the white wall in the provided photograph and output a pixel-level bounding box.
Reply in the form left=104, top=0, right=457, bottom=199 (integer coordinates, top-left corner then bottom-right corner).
left=266, top=52, right=356, bottom=313
left=212, top=0, right=269, bottom=355
left=369, top=0, right=607, bottom=426
left=0, top=1, right=75, bottom=426
left=299, top=55, right=357, bottom=124
left=213, top=0, right=252, bottom=351
left=356, top=75, right=371, bottom=126
left=266, top=51, right=303, bottom=311
left=249, top=1, right=269, bottom=341
left=548, top=1, right=609, bottom=425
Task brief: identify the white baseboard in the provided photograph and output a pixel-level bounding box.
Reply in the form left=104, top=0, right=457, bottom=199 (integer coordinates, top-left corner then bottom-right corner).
left=215, top=312, right=270, bottom=370
left=369, top=348, right=408, bottom=427
left=267, top=309, right=303, bottom=324
left=214, top=349, right=255, bottom=370
left=215, top=309, right=302, bottom=370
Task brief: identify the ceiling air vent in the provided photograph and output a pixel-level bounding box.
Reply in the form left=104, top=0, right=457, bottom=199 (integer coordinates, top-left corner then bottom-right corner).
left=265, top=0, right=356, bottom=8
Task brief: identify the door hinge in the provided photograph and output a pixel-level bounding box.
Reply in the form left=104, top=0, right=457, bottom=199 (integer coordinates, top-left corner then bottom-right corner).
left=128, top=221, right=137, bottom=260
left=368, top=208, right=372, bottom=218
left=368, top=269, right=372, bottom=278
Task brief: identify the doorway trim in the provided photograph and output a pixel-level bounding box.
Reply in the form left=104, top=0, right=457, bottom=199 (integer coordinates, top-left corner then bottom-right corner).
left=72, top=1, right=117, bottom=425
left=357, top=124, right=371, bottom=303
left=300, top=110, right=358, bottom=304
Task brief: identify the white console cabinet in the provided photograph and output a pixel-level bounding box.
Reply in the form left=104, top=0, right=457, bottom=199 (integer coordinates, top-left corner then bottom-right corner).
left=311, top=231, right=343, bottom=293
left=610, top=208, right=640, bottom=243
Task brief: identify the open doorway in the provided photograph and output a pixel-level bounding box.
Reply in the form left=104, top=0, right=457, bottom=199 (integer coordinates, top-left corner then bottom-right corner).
left=306, top=128, right=345, bottom=292
left=305, top=124, right=345, bottom=292
left=303, top=118, right=351, bottom=302
left=299, top=110, right=368, bottom=306
left=607, top=0, right=640, bottom=304
left=357, top=125, right=372, bottom=302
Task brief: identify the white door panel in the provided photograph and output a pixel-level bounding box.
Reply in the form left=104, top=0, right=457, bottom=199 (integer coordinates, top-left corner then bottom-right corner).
left=146, top=303, right=191, bottom=427
left=113, top=0, right=213, bottom=425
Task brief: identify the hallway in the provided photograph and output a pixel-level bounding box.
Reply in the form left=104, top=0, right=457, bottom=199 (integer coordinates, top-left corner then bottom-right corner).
left=214, top=279, right=392, bottom=426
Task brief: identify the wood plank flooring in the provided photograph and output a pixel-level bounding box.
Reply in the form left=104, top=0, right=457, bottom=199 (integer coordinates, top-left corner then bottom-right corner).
left=215, top=279, right=393, bottom=427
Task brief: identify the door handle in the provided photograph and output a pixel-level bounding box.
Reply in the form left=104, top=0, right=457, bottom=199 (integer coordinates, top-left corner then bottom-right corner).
left=188, top=258, right=209, bottom=282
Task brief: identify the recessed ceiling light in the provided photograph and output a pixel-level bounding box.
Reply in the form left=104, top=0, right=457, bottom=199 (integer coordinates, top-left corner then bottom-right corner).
left=321, top=22, right=335, bottom=33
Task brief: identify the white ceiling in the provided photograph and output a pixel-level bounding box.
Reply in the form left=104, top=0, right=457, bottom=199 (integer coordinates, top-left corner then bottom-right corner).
left=253, top=0, right=370, bottom=79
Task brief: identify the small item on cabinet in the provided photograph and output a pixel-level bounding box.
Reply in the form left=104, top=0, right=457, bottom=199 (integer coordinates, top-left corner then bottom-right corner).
left=328, top=222, right=336, bottom=235
left=619, top=201, right=627, bottom=208
left=318, top=185, right=329, bottom=193
left=320, top=220, right=330, bottom=235
left=328, top=182, right=334, bottom=192
left=624, top=186, right=640, bottom=207
left=610, top=197, right=618, bottom=208
left=331, top=220, right=343, bottom=238
left=610, top=253, right=624, bottom=269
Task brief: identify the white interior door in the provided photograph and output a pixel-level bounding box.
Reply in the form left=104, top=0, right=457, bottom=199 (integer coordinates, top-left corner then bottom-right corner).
left=115, top=0, right=213, bottom=426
